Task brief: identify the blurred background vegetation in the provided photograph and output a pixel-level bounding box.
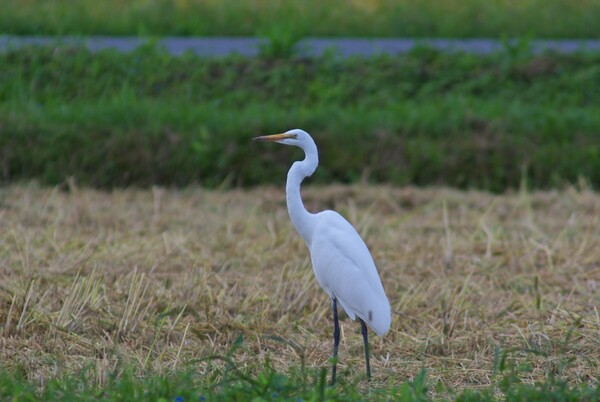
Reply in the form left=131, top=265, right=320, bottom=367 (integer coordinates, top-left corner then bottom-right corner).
left=2, top=0, right=600, bottom=38
left=1, top=0, right=599, bottom=191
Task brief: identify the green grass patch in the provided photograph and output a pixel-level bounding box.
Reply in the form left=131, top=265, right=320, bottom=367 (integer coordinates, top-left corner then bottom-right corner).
left=1, top=359, right=598, bottom=401
left=2, top=0, right=600, bottom=38
left=2, top=45, right=600, bottom=190
left=2, top=346, right=599, bottom=402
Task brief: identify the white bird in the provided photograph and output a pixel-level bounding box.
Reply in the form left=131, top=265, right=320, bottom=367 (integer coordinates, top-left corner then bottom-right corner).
left=253, top=129, right=391, bottom=384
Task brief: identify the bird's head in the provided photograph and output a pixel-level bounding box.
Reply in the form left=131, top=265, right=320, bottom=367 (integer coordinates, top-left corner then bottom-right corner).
left=252, top=129, right=312, bottom=148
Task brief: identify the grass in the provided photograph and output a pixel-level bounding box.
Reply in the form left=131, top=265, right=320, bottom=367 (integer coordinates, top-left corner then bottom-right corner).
left=1, top=0, right=600, bottom=38
left=0, top=183, right=599, bottom=400
left=2, top=45, right=600, bottom=191
left=0, top=366, right=598, bottom=401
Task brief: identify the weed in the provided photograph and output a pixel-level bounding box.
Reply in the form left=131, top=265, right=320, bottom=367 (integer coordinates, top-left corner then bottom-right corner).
left=1, top=0, right=600, bottom=38
left=2, top=47, right=600, bottom=190
left=258, top=24, right=303, bottom=59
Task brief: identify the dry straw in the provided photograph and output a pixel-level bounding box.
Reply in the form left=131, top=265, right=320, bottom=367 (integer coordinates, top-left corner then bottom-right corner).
left=0, top=183, right=598, bottom=389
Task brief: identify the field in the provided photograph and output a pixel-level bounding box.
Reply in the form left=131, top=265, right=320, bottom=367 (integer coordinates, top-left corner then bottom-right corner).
left=2, top=1, right=600, bottom=399
left=1, top=183, right=599, bottom=400
left=2, top=0, right=600, bottom=38
left=3, top=46, right=600, bottom=191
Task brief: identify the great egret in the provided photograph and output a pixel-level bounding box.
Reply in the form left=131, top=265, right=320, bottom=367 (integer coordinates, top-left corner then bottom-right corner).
left=253, top=129, right=391, bottom=384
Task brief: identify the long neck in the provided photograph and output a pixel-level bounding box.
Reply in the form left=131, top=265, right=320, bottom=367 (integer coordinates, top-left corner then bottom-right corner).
left=286, top=143, right=318, bottom=245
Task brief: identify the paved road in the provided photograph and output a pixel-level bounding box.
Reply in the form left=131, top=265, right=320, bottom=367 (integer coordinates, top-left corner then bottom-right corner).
left=1, top=35, right=599, bottom=57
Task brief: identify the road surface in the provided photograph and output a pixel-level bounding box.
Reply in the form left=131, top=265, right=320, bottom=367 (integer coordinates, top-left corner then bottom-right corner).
left=1, top=36, right=599, bottom=57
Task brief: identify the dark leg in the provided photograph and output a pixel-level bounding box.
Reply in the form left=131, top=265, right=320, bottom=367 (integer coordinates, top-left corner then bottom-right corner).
left=331, top=298, right=340, bottom=386
left=359, top=318, right=371, bottom=380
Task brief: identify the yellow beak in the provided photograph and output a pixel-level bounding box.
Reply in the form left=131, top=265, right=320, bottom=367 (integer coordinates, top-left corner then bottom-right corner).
left=252, top=133, right=294, bottom=142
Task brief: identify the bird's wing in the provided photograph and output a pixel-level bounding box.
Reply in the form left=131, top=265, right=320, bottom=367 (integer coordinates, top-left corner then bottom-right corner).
left=309, top=211, right=391, bottom=336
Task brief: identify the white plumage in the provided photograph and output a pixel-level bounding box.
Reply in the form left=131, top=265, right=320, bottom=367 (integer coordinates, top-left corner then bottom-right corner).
left=254, top=128, right=391, bottom=383
left=310, top=210, right=391, bottom=336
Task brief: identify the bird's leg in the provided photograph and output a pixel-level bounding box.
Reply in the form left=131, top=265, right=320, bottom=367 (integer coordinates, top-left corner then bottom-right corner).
left=359, top=318, right=371, bottom=380
left=331, top=298, right=340, bottom=386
